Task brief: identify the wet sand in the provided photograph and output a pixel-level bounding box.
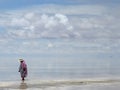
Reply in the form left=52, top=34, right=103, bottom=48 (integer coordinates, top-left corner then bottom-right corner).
left=0, top=79, right=120, bottom=90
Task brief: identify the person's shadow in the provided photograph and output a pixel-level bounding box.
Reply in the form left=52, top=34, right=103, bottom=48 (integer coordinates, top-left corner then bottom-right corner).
left=19, top=81, right=28, bottom=89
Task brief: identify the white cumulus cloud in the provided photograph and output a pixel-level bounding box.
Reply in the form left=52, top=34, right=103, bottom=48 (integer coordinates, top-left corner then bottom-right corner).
left=1, top=12, right=74, bottom=39
left=0, top=4, right=120, bottom=55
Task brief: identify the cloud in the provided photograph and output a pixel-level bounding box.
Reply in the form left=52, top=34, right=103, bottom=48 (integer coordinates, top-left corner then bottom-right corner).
left=0, top=4, right=119, bottom=40
left=0, top=4, right=120, bottom=55
left=1, top=12, right=74, bottom=39
left=29, top=4, right=107, bottom=15
left=48, top=43, right=54, bottom=48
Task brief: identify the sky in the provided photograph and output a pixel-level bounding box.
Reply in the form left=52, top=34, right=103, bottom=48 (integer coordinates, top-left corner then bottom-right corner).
left=0, top=0, right=120, bottom=59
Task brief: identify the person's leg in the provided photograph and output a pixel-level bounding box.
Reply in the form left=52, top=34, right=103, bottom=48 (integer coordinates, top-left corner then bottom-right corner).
left=22, top=77, right=24, bottom=81
left=20, top=73, right=23, bottom=80
left=21, top=73, right=25, bottom=81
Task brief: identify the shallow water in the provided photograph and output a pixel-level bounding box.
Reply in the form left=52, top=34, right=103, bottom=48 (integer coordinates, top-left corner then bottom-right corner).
left=0, top=57, right=120, bottom=81
left=0, top=39, right=120, bottom=90
left=1, top=79, right=120, bottom=90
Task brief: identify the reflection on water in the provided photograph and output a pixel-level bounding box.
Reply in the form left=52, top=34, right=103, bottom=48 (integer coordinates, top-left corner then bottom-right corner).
left=0, top=57, right=120, bottom=81
left=19, top=81, right=28, bottom=89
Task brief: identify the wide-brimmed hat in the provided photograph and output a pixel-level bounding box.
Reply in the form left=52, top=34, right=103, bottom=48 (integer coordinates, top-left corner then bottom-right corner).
left=19, top=59, right=24, bottom=62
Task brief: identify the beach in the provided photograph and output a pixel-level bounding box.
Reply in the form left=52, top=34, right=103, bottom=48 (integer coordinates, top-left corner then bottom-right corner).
left=0, top=79, right=120, bottom=90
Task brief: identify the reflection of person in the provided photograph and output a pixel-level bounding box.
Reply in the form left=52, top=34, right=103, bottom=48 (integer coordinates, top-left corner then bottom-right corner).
left=19, top=82, right=28, bottom=89
left=18, top=59, right=28, bottom=81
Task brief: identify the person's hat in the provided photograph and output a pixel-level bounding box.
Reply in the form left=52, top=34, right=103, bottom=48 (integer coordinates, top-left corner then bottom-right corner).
left=19, top=59, right=24, bottom=62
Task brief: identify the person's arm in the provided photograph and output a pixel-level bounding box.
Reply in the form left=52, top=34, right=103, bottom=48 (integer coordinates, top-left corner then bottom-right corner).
left=18, top=64, right=22, bottom=72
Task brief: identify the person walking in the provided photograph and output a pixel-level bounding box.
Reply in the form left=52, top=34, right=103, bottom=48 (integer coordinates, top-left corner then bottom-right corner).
left=18, top=59, right=28, bottom=81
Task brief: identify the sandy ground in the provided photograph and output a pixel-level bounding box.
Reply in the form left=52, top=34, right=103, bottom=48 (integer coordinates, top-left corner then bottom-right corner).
left=0, top=79, right=120, bottom=90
